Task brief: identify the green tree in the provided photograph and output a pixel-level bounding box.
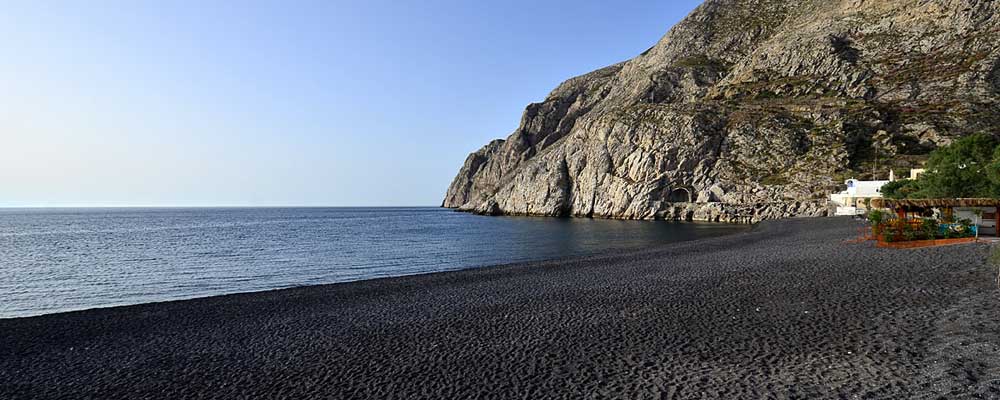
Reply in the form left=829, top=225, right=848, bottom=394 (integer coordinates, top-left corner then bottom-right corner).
left=880, top=179, right=920, bottom=199
left=988, top=145, right=1000, bottom=187
left=909, top=133, right=999, bottom=198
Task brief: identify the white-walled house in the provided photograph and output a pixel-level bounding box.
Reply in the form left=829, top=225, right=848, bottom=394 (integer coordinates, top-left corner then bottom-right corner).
left=830, top=178, right=891, bottom=216
left=829, top=169, right=929, bottom=216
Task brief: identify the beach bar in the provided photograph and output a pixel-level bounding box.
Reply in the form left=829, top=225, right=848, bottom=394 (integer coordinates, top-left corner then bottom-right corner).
left=871, top=198, right=1000, bottom=236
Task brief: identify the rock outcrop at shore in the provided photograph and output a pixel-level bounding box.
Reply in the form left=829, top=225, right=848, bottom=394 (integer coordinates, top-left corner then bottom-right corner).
left=444, top=0, right=1000, bottom=222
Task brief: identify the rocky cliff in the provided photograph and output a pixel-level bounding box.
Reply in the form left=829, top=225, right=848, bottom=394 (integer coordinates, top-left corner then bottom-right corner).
left=444, top=0, right=1000, bottom=223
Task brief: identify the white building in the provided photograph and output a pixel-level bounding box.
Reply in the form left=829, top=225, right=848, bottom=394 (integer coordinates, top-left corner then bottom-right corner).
left=829, top=169, right=928, bottom=216
left=830, top=178, right=891, bottom=216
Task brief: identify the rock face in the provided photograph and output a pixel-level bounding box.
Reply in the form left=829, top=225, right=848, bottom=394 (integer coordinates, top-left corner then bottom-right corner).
left=444, top=0, right=1000, bottom=223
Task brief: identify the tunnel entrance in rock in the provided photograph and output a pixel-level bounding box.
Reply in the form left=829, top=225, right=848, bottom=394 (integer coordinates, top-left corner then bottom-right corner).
left=668, top=188, right=693, bottom=203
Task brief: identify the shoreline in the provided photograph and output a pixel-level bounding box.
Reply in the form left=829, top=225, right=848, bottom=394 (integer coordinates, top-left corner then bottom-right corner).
left=1, top=217, right=750, bottom=321
left=3, top=217, right=999, bottom=398
left=444, top=202, right=827, bottom=224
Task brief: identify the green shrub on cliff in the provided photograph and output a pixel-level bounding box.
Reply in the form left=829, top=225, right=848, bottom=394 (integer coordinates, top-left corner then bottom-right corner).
left=888, top=133, right=1000, bottom=199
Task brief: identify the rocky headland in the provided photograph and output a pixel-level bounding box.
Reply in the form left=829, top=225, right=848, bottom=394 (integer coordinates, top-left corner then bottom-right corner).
left=443, top=0, right=1000, bottom=223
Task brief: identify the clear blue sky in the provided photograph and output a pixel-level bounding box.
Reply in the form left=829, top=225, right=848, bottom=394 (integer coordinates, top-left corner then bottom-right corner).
left=0, top=0, right=702, bottom=207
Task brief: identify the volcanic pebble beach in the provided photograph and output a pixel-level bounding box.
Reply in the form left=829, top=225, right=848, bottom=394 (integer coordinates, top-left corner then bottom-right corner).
left=2, top=217, right=1000, bottom=398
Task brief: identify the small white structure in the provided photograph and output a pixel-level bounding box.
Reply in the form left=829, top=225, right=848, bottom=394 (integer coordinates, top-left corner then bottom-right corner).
left=829, top=168, right=927, bottom=216
left=830, top=178, right=890, bottom=216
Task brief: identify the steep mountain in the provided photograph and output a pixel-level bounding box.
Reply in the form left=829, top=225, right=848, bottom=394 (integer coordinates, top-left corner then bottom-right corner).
left=444, top=0, right=1000, bottom=222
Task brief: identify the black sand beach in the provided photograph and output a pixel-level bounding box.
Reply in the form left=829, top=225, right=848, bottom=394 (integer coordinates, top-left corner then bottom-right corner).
left=3, top=217, right=1000, bottom=399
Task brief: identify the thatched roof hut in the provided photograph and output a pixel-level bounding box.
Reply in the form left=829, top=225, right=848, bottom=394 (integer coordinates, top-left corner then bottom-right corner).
left=871, top=198, right=1000, bottom=236
left=870, top=198, right=1000, bottom=209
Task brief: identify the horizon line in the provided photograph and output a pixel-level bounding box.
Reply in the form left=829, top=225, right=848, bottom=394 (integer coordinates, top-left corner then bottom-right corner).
left=0, top=205, right=443, bottom=209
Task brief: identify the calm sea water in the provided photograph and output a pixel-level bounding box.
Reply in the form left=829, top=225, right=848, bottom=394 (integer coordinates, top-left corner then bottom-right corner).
left=0, top=207, right=745, bottom=318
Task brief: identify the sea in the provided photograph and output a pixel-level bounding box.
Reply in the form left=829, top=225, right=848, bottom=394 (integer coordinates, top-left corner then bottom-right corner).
left=0, top=207, right=746, bottom=318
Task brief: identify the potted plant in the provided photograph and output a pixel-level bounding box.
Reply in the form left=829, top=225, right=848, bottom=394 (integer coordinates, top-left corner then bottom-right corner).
left=921, top=218, right=939, bottom=240
left=958, top=218, right=976, bottom=238
left=903, top=223, right=917, bottom=241
left=868, top=209, right=886, bottom=236
left=882, top=231, right=895, bottom=243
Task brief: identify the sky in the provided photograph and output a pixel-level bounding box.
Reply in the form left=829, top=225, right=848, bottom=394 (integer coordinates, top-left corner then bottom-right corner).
left=0, top=0, right=703, bottom=207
